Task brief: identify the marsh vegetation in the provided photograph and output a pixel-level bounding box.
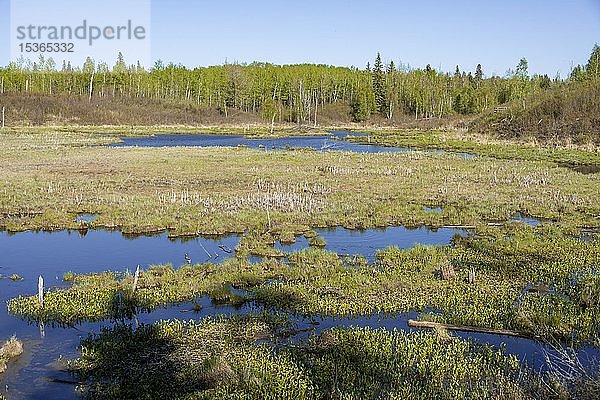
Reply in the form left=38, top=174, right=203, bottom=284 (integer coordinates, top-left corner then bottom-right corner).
left=0, top=127, right=598, bottom=399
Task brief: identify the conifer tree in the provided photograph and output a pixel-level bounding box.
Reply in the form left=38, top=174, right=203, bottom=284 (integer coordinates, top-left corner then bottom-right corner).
left=372, top=53, right=386, bottom=114
left=113, top=52, right=127, bottom=73
left=475, top=64, right=483, bottom=80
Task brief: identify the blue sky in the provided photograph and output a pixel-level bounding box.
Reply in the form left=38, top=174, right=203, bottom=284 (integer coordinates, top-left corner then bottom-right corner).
left=1, top=0, right=599, bottom=77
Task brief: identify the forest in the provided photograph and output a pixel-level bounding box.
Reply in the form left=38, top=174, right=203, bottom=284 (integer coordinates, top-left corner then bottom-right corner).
left=0, top=46, right=598, bottom=145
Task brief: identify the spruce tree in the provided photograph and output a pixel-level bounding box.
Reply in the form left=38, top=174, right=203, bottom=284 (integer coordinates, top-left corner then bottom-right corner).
left=113, top=52, right=127, bottom=73
left=372, top=53, right=386, bottom=114
left=475, top=64, right=483, bottom=80
left=570, top=65, right=583, bottom=81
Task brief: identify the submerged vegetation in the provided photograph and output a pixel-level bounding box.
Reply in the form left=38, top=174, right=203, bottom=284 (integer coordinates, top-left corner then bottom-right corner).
left=0, top=336, right=23, bottom=374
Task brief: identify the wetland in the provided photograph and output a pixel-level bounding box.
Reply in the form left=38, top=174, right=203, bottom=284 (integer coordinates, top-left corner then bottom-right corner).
left=1, top=128, right=599, bottom=399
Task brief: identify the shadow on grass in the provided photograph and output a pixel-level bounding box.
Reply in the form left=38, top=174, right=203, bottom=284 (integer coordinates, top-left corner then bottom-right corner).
left=72, top=323, right=218, bottom=399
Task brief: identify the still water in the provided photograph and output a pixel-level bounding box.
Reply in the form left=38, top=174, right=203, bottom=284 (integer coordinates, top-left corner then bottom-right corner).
left=0, top=226, right=595, bottom=399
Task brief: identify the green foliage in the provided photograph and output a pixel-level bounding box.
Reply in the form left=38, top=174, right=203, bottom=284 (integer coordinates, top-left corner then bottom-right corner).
left=473, top=78, right=600, bottom=145
left=569, top=44, right=600, bottom=83
left=570, top=65, right=586, bottom=82
left=69, top=316, right=546, bottom=399
left=475, top=63, right=483, bottom=81
left=112, top=52, right=127, bottom=74
left=516, top=58, right=529, bottom=79
left=372, top=53, right=386, bottom=115
left=82, top=57, right=95, bottom=74
left=586, top=44, right=600, bottom=78
left=350, top=92, right=372, bottom=122
left=539, top=74, right=551, bottom=89
left=0, top=53, right=554, bottom=125
left=291, top=327, right=533, bottom=399
left=70, top=316, right=311, bottom=399
left=453, top=86, right=476, bottom=115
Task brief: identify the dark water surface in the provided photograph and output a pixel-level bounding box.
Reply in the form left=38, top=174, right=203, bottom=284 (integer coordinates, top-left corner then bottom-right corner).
left=276, top=226, right=468, bottom=263
left=0, top=230, right=239, bottom=399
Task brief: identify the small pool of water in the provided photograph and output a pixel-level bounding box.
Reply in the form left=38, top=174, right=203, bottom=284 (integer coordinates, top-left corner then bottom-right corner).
left=111, top=131, right=477, bottom=158
left=276, top=226, right=468, bottom=263
left=74, top=213, right=98, bottom=224
left=0, top=228, right=241, bottom=390
left=560, top=163, right=600, bottom=175
left=112, top=132, right=412, bottom=153
left=579, top=230, right=599, bottom=243
left=509, top=213, right=544, bottom=227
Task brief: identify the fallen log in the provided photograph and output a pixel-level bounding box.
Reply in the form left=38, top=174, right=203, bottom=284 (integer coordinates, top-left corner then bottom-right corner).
left=408, top=319, right=530, bottom=338
left=48, top=377, right=82, bottom=385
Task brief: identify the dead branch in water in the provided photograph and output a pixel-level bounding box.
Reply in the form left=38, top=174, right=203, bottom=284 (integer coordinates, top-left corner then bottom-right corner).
left=408, top=319, right=530, bottom=338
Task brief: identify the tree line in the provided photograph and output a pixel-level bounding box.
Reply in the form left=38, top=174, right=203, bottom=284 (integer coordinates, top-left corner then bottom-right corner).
left=1, top=46, right=598, bottom=124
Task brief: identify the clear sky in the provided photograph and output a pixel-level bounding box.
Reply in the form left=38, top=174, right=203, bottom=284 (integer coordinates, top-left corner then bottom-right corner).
left=1, top=0, right=599, bottom=77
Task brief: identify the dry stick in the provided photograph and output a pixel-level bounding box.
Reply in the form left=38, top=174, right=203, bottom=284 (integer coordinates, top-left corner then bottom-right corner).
left=88, top=72, right=94, bottom=102
left=48, top=378, right=82, bottom=385
left=270, top=113, right=276, bottom=134
left=199, top=242, right=212, bottom=259
left=132, top=265, right=140, bottom=292
left=408, top=319, right=530, bottom=338
left=468, top=267, right=476, bottom=284
left=39, top=320, right=45, bottom=339
left=38, top=274, right=45, bottom=338
left=38, top=275, right=44, bottom=307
